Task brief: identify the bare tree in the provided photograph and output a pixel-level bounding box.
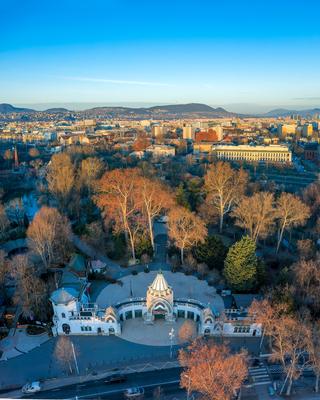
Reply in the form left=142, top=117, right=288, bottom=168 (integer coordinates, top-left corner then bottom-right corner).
left=178, top=320, right=197, bottom=344
left=138, top=176, right=174, bottom=250
left=232, top=192, right=275, bottom=242
left=275, top=193, right=310, bottom=253
left=308, top=321, right=320, bottom=393
left=79, top=157, right=105, bottom=194
left=96, top=168, right=144, bottom=261
left=11, top=255, right=48, bottom=319
left=179, top=339, right=248, bottom=400
left=6, top=198, right=25, bottom=226
left=168, top=206, right=207, bottom=264
left=297, top=239, right=316, bottom=261
left=303, top=182, right=320, bottom=224
left=54, top=336, right=76, bottom=374
left=250, top=298, right=311, bottom=396
left=271, top=315, right=311, bottom=396
left=204, top=162, right=248, bottom=232
left=47, top=153, right=75, bottom=209
left=249, top=298, right=289, bottom=350
left=27, top=206, right=71, bottom=269
left=292, top=258, right=320, bottom=314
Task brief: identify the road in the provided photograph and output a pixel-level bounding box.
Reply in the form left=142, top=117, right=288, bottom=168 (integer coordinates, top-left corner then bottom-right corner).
left=23, top=368, right=183, bottom=399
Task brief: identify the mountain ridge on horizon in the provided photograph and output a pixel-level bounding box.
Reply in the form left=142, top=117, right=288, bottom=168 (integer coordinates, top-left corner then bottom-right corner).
left=0, top=102, right=235, bottom=117
left=0, top=102, right=319, bottom=118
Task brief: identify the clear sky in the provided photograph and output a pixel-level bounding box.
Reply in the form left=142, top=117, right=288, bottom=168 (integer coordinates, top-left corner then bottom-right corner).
left=1, top=0, right=320, bottom=112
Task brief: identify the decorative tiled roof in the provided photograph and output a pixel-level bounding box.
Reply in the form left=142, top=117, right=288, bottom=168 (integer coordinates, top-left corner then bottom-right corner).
left=148, top=271, right=172, bottom=296
left=50, top=287, right=78, bottom=305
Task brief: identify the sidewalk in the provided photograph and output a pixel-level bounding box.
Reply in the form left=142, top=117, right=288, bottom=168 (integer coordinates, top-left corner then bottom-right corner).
left=0, top=327, right=49, bottom=361
left=0, top=360, right=180, bottom=399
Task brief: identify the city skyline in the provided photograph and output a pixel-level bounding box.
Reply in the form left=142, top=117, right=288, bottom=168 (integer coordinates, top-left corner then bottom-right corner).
left=1, top=0, right=320, bottom=112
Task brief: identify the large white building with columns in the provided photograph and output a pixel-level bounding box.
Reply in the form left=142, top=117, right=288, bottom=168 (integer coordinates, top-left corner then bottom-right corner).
left=50, top=269, right=261, bottom=339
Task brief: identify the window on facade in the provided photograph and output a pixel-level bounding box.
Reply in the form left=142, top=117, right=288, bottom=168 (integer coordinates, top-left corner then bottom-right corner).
left=134, top=310, right=142, bottom=318
left=177, top=310, right=185, bottom=318
left=62, top=324, right=71, bottom=334
left=61, top=313, right=66, bottom=318
left=187, top=311, right=194, bottom=320
left=125, top=311, right=133, bottom=320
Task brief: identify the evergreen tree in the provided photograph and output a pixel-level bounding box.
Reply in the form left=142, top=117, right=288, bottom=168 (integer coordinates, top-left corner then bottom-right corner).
left=176, top=183, right=190, bottom=210
left=223, top=236, right=258, bottom=292
left=193, top=235, right=227, bottom=270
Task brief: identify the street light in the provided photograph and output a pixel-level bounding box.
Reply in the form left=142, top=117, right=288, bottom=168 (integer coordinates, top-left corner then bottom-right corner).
left=71, top=341, right=79, bottom=375
left=183, top=373, right=191, bottom=400
left=169, top=327, right=175, bottom=359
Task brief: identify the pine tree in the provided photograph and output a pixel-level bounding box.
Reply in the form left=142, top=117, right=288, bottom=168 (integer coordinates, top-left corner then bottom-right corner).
left=223, top=236, right=258, bottom=292
left=193, top=235, right=227, bottom=270
left=176, top=183, right=191, bottom=210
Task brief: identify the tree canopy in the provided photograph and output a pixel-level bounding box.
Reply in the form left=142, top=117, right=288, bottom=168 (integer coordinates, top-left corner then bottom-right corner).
left=223, top=236, right=258, bottom=292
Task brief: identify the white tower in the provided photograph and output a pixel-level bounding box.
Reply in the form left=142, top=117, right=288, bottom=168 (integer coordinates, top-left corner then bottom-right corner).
left=144, top=271, right=175, bottom=323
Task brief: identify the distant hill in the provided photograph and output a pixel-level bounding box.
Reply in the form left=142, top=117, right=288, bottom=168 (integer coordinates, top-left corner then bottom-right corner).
left=84, top=103, right=236, bottom=118
left=0, top=102, right=236, bottom=117
left=263, top=108, right=320, bottom=118
left=45, top=108, right=71, bottom=113
left=0, top=103, right=35, bottom=113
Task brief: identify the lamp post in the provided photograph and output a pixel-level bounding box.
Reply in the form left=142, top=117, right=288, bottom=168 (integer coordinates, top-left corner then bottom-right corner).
left=71, top=341, right=79, bottom=375
left=183, top=373, right=191, bottom=400
left=169, top=327, right=175, bottom=359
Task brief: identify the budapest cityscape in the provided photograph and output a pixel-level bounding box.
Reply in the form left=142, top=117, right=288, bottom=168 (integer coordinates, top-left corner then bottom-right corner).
left=0, top=1, right=320, bottom=399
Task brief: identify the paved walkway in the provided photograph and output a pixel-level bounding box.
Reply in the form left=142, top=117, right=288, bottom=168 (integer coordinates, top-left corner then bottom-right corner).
left=121, top=318, right=197, bottom=346
left=0, top=327, right=49, bottom=361
left=0, top=328, right=49, bottom=361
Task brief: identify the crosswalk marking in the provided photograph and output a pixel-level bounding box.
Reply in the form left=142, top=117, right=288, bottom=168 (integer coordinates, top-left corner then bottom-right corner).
left=249, top=365, right=271, bottom=385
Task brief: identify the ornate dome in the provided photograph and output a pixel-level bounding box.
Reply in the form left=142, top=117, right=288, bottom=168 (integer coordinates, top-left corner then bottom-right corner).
left=148, top=271, right=172, bottom=297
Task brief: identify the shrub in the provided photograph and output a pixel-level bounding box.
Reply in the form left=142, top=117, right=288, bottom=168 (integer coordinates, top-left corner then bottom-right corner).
left=135, top=235, right=153, bottom=259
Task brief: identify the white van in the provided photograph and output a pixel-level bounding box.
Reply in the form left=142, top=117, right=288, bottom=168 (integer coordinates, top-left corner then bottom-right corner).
left=21, top=381, right=41, bottom=394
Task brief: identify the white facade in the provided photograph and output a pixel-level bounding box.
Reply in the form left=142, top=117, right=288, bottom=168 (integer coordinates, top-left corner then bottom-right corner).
left=145, top=144, right=175, bottom=157
left=212, top=144, right=292, bottom=164
left=50, top=271, right=261, bottom=338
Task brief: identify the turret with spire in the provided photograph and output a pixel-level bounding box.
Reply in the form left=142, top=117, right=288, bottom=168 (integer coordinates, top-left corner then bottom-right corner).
left=145, top=271, right=174, bottom=323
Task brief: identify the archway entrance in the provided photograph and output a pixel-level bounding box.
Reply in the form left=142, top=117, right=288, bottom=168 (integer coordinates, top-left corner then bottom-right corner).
left=152, top=302, right=168, bottom=320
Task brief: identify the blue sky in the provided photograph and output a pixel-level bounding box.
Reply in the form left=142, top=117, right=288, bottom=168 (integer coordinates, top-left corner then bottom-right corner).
left=1, top=0, right=320, bottom=112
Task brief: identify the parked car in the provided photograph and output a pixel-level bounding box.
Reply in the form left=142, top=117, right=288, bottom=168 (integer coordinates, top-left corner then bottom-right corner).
left=124, top=387, right=144, bottom=398
left=104, top=374, right=127, bottom=384
left=157, top=216, right=168, bottom=223
left=21, top=381, right=41, bottom=394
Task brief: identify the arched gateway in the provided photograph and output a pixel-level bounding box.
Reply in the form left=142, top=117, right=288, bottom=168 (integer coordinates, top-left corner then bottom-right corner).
left=145, top=271, right=174, bottom=322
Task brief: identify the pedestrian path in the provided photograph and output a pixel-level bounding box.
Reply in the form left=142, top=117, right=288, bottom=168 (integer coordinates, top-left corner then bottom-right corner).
left=249, top=364, right=271, bottom=386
